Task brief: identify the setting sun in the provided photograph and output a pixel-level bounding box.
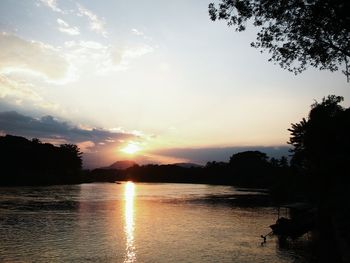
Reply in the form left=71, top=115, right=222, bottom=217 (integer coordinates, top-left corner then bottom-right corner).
left=121, top=142, right=141, bottom=155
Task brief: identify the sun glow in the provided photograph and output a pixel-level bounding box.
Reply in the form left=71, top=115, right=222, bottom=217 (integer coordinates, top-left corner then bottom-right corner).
left=121, top=142, right=141, bottom=155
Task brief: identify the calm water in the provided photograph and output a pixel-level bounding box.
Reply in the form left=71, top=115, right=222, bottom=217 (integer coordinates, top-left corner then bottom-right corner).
left=0, top=183, right=309, bottom=262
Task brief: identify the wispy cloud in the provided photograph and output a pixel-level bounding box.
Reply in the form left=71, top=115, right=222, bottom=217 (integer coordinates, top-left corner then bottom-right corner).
left=64, top=40, right=154, bottom=75
left=131, top=28, right=153, bottom=41
left=0, top=75, right=59, bottom=112
left=131, top=28, right=144, bottom=36
left=0, top=32, right=155, bottom=114
left=0, top=32, right=68, bottom=80
left=57, top=18, right=80, bottom=36
left=39, top=0, right=64, bottom=14
left=77, top=4, right=107, bottom=37
left=0, top=33, right=70, bottom=112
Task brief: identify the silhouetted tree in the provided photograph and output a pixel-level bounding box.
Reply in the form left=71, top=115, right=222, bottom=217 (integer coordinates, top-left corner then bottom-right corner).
left=288, top=96, right=350, bottom=261
left=288, top=95, right=350, bottom=199
left=278, top=156, right=289, bottom=169
left=229, top=150, right=269, bottom=167
left=59, top=144, right=83, bottom=174
left=31, top=138, right=41, bottom=144
left=228, top=151, right=274, bottom=186
left=288, top=95, right=348, bottom=170
left=209, top=0, right=350, bottom=80
left=269, top=157, right=279, bottom=168
left=0, top=135, right=83, bottom=185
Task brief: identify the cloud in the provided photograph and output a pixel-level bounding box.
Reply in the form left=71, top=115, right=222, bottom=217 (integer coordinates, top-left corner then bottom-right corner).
left=0, top=111, right=140, bottom=168
left=0, top=32, right=68, bottom=80
left=131, top=28, right=144, bottom=36
left=0, top=75, right=59, bottom=111
left=0, top=32, right=154, bottom=84
left=131, top=28, right=153, bottom=41
left=57, top=18, right=80, bottom=36
left=122, top=45, right=154, bottom=59
left=39, top=0, right=64, bottom=13
left=0, top=75, right=41, bottom=102
left=0, top=111, right=134, bottom=144
left=77, top=4, right=107, bottom=37
left=64, top=40, right=154, bottom=75
left=77, top=140, right=96, bottom=153
left=0, top=33, right=154, bottom=114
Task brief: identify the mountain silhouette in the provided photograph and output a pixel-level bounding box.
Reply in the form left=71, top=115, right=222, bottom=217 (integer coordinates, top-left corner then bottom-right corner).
left=108, top=160, right=138, bottom=170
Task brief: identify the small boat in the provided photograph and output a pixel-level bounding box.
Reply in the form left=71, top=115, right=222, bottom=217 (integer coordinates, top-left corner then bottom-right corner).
left=269, top=202, right=316, bottom=240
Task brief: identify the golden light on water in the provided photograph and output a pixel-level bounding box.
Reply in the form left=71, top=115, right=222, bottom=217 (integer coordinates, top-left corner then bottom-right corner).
left=124, top=181, right=136, bottom=263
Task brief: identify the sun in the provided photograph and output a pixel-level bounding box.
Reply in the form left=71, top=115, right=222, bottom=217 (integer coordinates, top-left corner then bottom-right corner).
left=121, top=142, right=141, bottom=155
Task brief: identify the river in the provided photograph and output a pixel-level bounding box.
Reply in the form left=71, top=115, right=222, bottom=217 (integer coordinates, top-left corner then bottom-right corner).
left=0, top=182, right=310, bottom=262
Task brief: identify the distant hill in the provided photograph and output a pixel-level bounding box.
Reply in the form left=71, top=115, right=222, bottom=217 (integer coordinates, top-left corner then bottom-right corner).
left=108, top=160, right=138, bottom=170
left=172, top=163, right=203, bottom=168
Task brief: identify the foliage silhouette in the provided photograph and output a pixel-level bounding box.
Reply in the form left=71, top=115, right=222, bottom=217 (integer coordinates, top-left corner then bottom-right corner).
left=288, top=95, right=350, bottom=262
left=90, top=150, right=291, bottom=192
left=209, top=0, right=350, bottom=80
left=1, top=134, right=291, bottom=189
left=288, top=95, right=350, bottom=200
left=0, top=135, right=83, bottom=185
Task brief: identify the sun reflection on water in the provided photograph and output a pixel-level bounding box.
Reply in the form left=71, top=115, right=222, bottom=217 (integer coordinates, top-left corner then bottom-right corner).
left=124, top=181, right=136, bottom=263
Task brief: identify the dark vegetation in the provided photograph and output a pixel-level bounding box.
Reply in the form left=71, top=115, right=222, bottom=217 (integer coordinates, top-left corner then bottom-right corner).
left=208, top=2, right=350, bottom=260
left=209, top=0, right=350, bottom=80
left=0, top=135, right=84, bottom=185
left=288, top=96, right=350, bottom=262
left=88, top=151, right=291, bottom=190
left=0, top=134, right=290, bottom=189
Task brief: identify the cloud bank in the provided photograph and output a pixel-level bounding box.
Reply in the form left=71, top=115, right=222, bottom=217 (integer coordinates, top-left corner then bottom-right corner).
left=0, top=111, right=133, bottom=143
left=0, top=32, right=68, bottom=80
left=0, top=111, right=137, bottom=168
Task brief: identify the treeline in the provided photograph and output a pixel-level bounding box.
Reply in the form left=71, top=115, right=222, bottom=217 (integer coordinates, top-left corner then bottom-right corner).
left=0, top=133, right=292, bottom=189
left=90, top=151, right=292, bottom=194
left=288, top=95, right=350, bottom=203
left=90, top=95, right=350, bottom=205
left=0, top=135, right=84, bottom=185
left=2, top=95, right=349, bottom=202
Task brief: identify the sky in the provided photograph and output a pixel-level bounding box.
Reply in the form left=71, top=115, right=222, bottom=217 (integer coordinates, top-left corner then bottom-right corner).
left=0, top=0, right=349, bottom=168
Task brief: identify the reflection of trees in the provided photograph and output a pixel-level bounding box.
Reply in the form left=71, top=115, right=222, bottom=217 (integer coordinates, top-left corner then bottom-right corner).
left=0, top=134, right=83, bottom=185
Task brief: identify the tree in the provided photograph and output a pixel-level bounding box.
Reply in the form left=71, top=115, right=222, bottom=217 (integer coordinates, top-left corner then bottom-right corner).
left=209, top=0, right=350, bottom=80
left=59, top=144, right=83, bottom=173
left=288, top=95, right=350, bottom=190
left=228, top=151, right=273, bottom=186
left=229, top=150, right=269, bottom=167
left=278, top=156, right=289, bottom=168
left=0, top=135, right=84, bottom=185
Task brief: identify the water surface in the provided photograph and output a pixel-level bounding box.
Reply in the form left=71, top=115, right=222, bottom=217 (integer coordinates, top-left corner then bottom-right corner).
left=0, top=183, right=309, bottom=262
